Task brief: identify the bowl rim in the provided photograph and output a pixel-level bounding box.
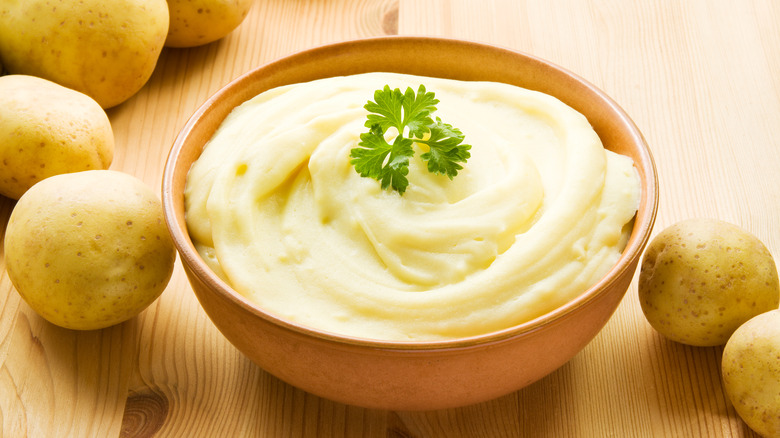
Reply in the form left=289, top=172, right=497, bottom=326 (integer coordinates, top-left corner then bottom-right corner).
left=162, top=35, right=659, bottom=352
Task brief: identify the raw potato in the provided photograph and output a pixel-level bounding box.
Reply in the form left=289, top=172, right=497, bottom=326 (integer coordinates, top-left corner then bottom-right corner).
left=0, top=75, right=113, bottom=200
left=722, top=310, right=780, bottom=438
left=4, top=170, right=176, bottom=330
left=0, top=0, right=169, bottom=108
left=165, top=0, right=254, bottom=48
left=638, top=219, right=780, bottom=346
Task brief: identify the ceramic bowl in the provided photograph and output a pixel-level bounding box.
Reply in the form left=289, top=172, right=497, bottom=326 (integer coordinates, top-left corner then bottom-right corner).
left=162, top=36, right=658, bottom=411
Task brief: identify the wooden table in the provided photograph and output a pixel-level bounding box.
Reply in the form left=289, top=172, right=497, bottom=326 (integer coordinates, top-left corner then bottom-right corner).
left=1, top=1, right=777, bottom=436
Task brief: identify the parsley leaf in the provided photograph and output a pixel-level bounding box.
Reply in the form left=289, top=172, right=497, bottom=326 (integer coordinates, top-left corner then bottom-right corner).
left=351, top=124, right=414, bottom=193
left=350, top=84, right=471, bottom=194
left=418, top=117, right=471, bottom=179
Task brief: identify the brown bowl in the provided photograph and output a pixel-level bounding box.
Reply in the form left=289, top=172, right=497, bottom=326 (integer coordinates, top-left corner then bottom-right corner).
left=162, top=36, right=658, bottom=411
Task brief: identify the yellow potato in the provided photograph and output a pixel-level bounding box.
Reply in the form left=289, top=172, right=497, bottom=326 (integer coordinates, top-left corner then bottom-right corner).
left=165, top=0, right=254, bottom=48
left=722, top=309, right=780, bottom=438
left=0, top=0, right=169, bottom=108
left=638, top=219, right=780, bottom=346
left=0, top=75, right=113, bottom=200
left=4, top=170, right=176, bottom=330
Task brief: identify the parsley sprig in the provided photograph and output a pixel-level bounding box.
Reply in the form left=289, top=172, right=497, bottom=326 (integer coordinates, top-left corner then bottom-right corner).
left=349, top=84, right=471, bottom=194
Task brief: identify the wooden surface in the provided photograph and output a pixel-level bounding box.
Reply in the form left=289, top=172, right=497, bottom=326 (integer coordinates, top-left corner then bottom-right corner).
left=1, top=0, right=778, bottom=436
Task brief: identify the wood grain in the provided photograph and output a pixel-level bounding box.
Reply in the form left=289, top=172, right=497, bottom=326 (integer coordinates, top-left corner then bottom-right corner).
left=1, top=0, right=778, bottom=436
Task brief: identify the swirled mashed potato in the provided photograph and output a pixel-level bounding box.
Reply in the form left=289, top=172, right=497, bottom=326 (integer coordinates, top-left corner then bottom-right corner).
left=184, top=72, right=640, bottom=341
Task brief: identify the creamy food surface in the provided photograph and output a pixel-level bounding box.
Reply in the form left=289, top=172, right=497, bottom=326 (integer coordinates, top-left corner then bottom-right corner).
left=184, top=72, right=641, bottom=341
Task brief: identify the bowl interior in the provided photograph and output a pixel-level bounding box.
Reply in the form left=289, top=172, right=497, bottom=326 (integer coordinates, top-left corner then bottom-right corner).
left=162, top=36, right=658, bottom=349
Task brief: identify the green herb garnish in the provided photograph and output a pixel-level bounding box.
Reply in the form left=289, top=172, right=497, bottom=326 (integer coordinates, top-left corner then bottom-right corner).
left=349, top=84, right=471, bottom=194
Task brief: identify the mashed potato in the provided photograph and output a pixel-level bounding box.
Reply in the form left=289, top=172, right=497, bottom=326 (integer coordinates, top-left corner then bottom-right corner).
left=184, top=72, right=640, bottom=341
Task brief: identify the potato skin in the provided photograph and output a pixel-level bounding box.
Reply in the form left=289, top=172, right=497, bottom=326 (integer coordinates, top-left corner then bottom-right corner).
left=0, top=0, right=169, bottom=108
left=722, top=310, right=780, bottom=438
left=0, top=75, right=113, bottom=200
left=638, top=219, right=780, bottom=346
left=4, top=170, right=176, bottom=330
left=165, top=0, right=254, bottom=48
